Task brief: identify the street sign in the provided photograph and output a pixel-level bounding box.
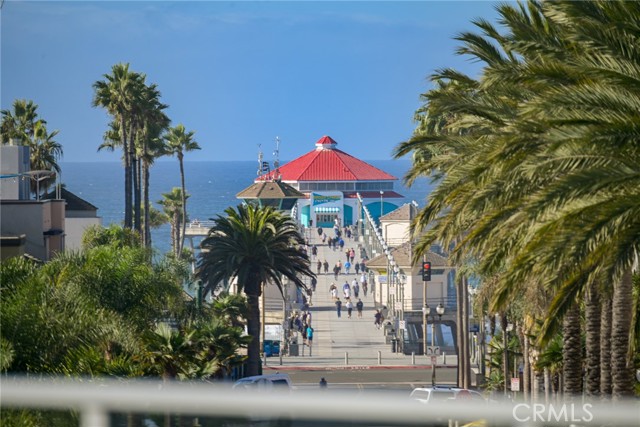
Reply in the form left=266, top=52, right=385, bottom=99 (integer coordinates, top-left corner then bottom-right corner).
left=426, top=346, right=441, bottom=355
left=511, top=377, right=520, bottom=392
left=399, top=320, right=406, bottom=330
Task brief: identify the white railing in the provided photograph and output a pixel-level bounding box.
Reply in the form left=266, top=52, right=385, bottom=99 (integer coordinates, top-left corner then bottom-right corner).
left=1, top=377, right=638, bottom=427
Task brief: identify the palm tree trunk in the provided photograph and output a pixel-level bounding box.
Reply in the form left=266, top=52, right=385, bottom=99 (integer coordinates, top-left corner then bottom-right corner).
left=179, top=156, right=187, bottom=257
left=143, top=158, right=151, bottom=248
left=133, top=149, right=141, bottom=234
left=585, top=281, right=601, bottom=397
left=562, top=302, right=582, bottom=398
left=611, top=269, right=634, bottom=399
left=246, top=284, right=262, bottom=377
left=122, top=116, right=132, bottom=229
left=600, top=291, right=612, bottom=397
left=461, top=276, right=470, bottom=389
left=522, top=328, right=530, bottom=402
left=501, top=314, right=509, bottom=396
left=456, top=276, right=464, bottom=387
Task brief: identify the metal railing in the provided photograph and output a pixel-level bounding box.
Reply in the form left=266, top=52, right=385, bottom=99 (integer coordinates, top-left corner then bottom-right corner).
left=2, top=376, right=638, bottom=427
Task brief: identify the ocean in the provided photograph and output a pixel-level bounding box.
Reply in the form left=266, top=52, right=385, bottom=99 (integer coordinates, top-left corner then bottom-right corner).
left=60, top=160, right=433, bottom=255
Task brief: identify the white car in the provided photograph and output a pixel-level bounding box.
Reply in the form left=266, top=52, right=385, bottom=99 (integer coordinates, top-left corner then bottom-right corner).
left=410, top=386, right=486, bottom=404
left=232, top=373, right=292, bottom=392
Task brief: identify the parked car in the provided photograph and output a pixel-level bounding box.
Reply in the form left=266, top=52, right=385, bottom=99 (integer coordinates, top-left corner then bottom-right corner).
left=410, top=386, right=486, bottom=404
left=232, top=373, right=292, bottom=392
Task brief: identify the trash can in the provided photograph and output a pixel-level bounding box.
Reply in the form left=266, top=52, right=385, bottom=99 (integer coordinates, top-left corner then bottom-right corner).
left=263, top=340, right=274, bottom=357
left=289, top=338, right=299, bottom=356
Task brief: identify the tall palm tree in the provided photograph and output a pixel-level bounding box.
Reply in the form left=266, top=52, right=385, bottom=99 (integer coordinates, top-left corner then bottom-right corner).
left=92, top=63, right=142, bottom=229
left=164, top=124, right=200, bottom=257
left=29, top=120, right=63, bottom=197
left=395, top=0, right=639, bottom=398
left=196, top=204, right=315, bottom=376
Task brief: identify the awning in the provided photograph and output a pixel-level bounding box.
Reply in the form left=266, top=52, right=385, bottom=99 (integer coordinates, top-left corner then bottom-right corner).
left=314, top=207, right=340, bottom=213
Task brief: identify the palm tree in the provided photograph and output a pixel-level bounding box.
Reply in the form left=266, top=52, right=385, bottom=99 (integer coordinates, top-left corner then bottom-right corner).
left=92, top=63, right=143, bottom=229
left=29, top=120, right=63, bottom=197
left=0, top=99, right=39, bottom=144
left=158, top=188, right=188, bottom=257
left=196, top=204, right=315, bottom=376
left=164, top=124, right=200, bottom=257
left=396, top=0, right=639, bottom=399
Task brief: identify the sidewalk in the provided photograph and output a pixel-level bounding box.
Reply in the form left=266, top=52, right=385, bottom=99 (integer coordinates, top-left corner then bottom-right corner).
left=264, top=227, right=457, bottom=371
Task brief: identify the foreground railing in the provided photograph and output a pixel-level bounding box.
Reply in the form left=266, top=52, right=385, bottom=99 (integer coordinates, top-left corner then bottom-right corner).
left=1, top=376, right=638, bottom=427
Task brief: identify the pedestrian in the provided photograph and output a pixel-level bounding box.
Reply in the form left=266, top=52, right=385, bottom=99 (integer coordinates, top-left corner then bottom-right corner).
left=337, top=260, right=342, bottom=274
left=311, top=245, right=318, bottom=259
left=317, top=226, right=323, bottom=237
left=355, top=262, right=360, bottom=275
left=356, top=298, right=364, bottom=318
left=349, top=248, right=355, bottom=263
left=346, top=299, right=353, bottom=318
left=306, top=325, right=314, bottom=348
left=330, top=286, right=338, bottom=300
left=359, top=260, right=366, bottom=273
left=353, top=279, right=360, bottom=298
left=311, top=276, right=317, bottom=292
left=345, top=248, right=350, bottom=263
left=342, top=280, right=351, bottom=299
left=339, top=238, right=344, bottom=250
left=344, top=260, right=351, bottom=275
left=381, top=305, right=388, bottom=323
left=322, top=234, right=327, bottom=244
left=335, top=298, right=342, bottom=318
left=323, top=259, right=329, bottom=274
left=319, top=377, right=328, bottom=389
left=374, top=310, right=382, bottom=329
left=317, top=259, right=322, bottom=274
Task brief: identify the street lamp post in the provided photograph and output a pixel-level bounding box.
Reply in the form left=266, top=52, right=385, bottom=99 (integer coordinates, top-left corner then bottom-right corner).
left=379, top=190, right=384, bottom=220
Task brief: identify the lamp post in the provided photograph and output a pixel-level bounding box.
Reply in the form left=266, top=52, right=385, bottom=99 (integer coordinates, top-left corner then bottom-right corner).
left=379, top=190, right=384, bottom=220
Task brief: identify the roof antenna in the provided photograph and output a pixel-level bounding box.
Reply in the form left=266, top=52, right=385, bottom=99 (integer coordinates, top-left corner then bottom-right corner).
left=257, top=144, right=269, bottom=179
left=273, top=136, right=281, bottom=180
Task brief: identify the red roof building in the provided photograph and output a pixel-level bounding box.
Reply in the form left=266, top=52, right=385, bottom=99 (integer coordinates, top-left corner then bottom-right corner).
left=256, top=136, right=403, bottom=228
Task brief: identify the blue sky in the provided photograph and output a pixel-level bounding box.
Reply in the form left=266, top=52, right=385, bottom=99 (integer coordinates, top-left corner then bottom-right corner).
left=2, top=1, right=501, bottom=162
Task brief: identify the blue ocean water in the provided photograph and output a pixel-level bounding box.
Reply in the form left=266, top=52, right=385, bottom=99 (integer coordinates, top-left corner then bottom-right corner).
left=60, top=160, right=433, bottom=255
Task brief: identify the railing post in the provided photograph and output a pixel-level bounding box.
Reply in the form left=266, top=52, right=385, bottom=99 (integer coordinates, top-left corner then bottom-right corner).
left=411, top=352, right=415, bottom=365
left=345, top=352, right=349, bottom=365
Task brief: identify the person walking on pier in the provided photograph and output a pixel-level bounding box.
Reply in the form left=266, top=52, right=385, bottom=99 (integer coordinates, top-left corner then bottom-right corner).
left=344, top=260, right=351, bottom=275
left=355, top=262, right=360, bottom=275
left=317, top=259, right=322, bottom=275
left=356, top=299, right=364, bottom=318
left=323, top=259, right=329, bottom=274
left=353, top=279, right=360, bottom=298
left=335, top=298, right=342, bottom=318
left=346, top=299, right=354, bottom=319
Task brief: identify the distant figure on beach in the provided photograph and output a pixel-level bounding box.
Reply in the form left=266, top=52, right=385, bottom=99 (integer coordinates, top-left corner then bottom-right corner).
left=319, top=377, right=328, bottom=389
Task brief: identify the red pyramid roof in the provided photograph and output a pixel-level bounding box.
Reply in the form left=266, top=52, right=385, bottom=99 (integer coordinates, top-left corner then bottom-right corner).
left=258, top=136, right=397, bottom=182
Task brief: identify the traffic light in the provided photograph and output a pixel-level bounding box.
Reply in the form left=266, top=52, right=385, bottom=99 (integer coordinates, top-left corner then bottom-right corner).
left=422, top=261, right=432, bottom=281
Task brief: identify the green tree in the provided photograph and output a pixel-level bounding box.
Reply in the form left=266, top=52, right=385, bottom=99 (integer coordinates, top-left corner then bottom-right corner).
left=395, top=0, right=639, bottom=398
left=164, top=124, right=200, bottom=256
left=158, top=187, right=188, bottom=257
left=93, top=63, right=144, bottom=230
left=196, top=204, right=314, bottom=376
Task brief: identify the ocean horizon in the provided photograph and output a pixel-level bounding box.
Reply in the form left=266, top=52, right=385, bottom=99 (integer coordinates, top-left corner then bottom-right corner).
left=60, top=160, right=433, bottom=255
